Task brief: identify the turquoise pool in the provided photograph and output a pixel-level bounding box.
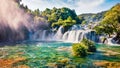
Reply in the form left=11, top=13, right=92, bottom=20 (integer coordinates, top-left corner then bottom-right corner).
left=0, top=41, right=120, bottom=68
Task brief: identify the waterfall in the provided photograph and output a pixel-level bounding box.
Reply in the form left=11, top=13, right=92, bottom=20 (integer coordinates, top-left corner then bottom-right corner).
left=31, top=25, right=100, bottom=43
left=32, top=30, right=55, bottom=41
left=67, top=31, right=76, bottom=42
left=41, top=30, right=46, bottom=40
left=75, top=30, right=84, bottom=42
left=62, top=29, right=99, bottom=43
left=54, top=26, right=64, bottom=40
left=106, top=35, right=117, bottom=45
left=62, top=32, right=69, bottom=40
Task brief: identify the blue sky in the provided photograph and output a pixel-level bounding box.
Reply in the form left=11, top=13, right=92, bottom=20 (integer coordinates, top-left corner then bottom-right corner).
left=21, top=0, right=120, bottom=14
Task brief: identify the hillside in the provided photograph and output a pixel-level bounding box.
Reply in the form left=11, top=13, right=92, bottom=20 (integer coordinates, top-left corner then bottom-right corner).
left=79, top=11, right=106, bottom=23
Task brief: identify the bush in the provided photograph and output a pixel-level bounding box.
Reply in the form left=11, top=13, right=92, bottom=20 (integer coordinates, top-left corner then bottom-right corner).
left=72, top=43, right=87, bottom=57
left=72, top=38, right=96, bottom=57
left=81, top=38, right=96, bottom=52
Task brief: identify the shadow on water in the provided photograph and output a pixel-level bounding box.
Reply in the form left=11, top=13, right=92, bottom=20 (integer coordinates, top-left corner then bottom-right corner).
left=88, top=50, right=120, bottom=62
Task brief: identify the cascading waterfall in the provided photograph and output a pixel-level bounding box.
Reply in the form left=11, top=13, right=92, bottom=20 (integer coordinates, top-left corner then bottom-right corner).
left=32, top=30, right=55, bottom=41
left=32, top=25, right=100, bottom=43
left=62, top=30, right=99, bottom=43
left=105, top=35, right=117, bottom=45
left=41, top=30, right=46, bottom=40
left=54, top=26, right=64, bottom=40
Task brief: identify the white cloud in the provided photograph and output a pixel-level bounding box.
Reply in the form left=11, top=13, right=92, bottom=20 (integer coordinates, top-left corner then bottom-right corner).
left=77, top=0, right=104, bottom=8
left=21, top=0, right=105, bottom=14
left=75, top=0, right=105, bottom=14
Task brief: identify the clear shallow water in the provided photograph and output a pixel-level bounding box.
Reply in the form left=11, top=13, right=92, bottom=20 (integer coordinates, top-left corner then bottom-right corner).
left=0, top=41, right=120, bottom=68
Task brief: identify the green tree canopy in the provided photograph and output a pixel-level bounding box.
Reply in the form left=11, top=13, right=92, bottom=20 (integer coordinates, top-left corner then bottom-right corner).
left=94, top=3, right=120, bottom=37
left=41, top=7, right=82, bottom=28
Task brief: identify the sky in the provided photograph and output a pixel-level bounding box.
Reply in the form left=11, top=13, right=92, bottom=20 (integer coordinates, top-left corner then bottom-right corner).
left=21, top=0, right=120, bottom=15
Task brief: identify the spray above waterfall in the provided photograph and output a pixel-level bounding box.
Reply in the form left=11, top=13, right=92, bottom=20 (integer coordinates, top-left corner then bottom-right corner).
left=0, top=0, right=33, bottom=42
left=0, top=0, right=49, bottom=42
left=0, top=0, right=32, bottom=30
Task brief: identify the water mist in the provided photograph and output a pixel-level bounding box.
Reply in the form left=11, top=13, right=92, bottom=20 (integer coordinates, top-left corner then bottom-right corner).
left=0, top=0, right=31, bottom=42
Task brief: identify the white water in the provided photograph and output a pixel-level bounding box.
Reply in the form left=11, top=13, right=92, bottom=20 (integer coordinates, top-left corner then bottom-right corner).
left=31, top=25, right=100, bottom=43
left=106, top=35, right=118, bottom=45
left=54, top=26, right=64, bottom=40
left=32, top=30, right=54, bottom=41
left=62, top=29, right=99, bottom=43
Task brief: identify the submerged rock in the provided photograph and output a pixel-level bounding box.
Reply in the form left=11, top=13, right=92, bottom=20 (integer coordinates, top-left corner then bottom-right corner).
left=56, top=46, right=72, bottom=51
left=94, top=61, right=120, bottom=68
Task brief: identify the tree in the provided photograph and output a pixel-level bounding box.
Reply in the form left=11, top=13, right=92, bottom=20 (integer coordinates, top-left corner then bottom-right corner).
left=63, top=16, right=76, bottom=27
left=41, top=7, right=81, bottom=28
left=52, top=17, right=64, bottom=28
left=94, top=4, right=120, bottom=37
left=33, top=9, right=40, bottom=16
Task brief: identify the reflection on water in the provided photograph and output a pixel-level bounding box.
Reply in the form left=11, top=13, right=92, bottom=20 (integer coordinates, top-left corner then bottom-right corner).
left=0, top=42, right=120, bottom=68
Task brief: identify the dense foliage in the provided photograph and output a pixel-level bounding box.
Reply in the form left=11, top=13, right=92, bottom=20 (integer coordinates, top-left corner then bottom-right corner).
left=72, top=38, right=96, bottom=57
left=81, top=38, right=96, bottom=52
left=52, top=16, right=76, bottom=28
left=94, top=3, right=120, bottom=43
left=41, top=7, right=82, bottom=28
left=72, top=43, right=87, bottom=57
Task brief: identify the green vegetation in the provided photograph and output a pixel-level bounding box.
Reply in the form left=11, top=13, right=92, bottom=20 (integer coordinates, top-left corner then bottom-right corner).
left=72, top=43, right=87, bottom=57
left=94, top=4, right=120, bottom=38
left=81, top=38, right=96, bottom=52
left=72, top=38, right=96, bottom=57
left=52, top=16, right=76, bottom=28
left=41, top=7, right=82, bottom=28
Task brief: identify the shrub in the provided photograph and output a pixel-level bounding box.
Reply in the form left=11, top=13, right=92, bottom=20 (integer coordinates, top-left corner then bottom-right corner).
left=72, top=38, right=96, bottom=57
left=72, top=43, right=87, bottom=57
left=81, top=38, right=96, bottom=52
